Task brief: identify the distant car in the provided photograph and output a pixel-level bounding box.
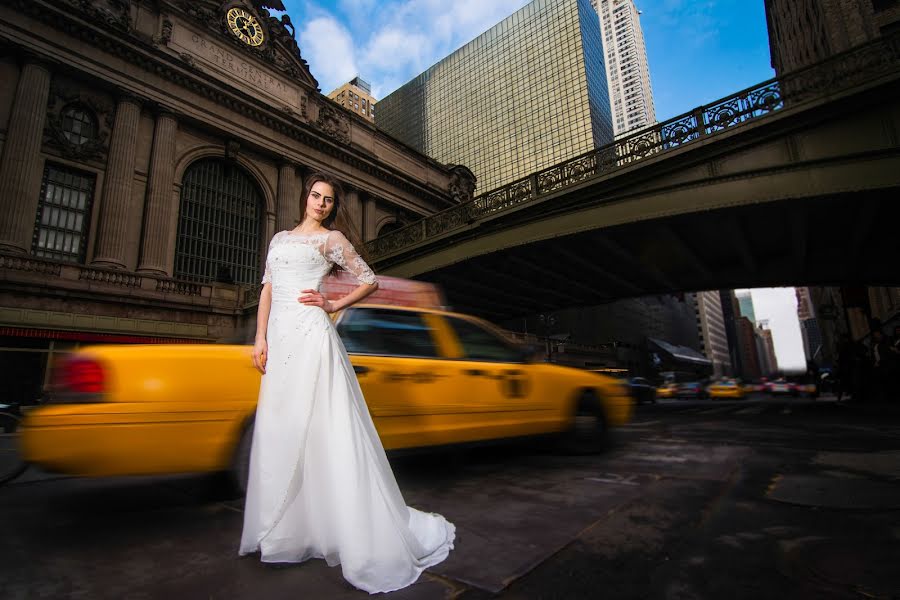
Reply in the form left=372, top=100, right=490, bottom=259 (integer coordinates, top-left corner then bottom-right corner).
left=742, top=382, right=765, bottom=394
left=707, top=379, right=746, bottom=399
left=628, top=377, right=657, bottom=404
left=656, top=383, right=678, bottom=399
left=675, top=382, right=707, bottom=399
left=767, top=379, right=798, bottom=396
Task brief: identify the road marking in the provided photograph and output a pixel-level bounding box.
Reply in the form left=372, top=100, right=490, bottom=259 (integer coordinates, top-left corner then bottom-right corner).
left=586, top=473, right=640, bottom=486
left=699, top=406, right=738, bottom=415
left=624, top=453, right=688, bottom=463
left=628, top=420, right=661, bottom=427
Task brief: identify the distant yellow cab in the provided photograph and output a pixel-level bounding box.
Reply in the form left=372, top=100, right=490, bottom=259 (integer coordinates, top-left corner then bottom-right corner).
left=20, top=304, right=632, bottom=488
left=707, top=379, right=746, bottom=399
left=656, top=383, right=677, bottom=399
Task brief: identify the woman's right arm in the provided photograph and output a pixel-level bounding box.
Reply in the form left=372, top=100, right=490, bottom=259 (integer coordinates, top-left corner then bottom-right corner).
left=252, top=283, right=272, bottom=374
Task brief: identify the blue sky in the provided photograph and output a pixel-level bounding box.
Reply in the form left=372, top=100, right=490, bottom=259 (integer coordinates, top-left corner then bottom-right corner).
left=280, top=0, right=775, bottom=120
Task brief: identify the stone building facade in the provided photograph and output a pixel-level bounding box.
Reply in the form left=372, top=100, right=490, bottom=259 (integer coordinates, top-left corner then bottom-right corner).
left=764, top=0, right=900, bottom=75
left=0, top=0, right=473, bottom=405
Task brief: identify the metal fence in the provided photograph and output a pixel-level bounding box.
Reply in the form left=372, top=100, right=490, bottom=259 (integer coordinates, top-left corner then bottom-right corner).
left=367, top=32, right=900, bottom=261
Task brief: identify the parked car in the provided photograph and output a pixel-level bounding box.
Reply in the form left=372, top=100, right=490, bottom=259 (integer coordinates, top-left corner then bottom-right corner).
left=627, top=377, right=657, bottom=404
left=707, top=379, right=746, bottom=399
left=20, top=304, right=633, bottom=489
left=675, top=382, right=708, bottom=399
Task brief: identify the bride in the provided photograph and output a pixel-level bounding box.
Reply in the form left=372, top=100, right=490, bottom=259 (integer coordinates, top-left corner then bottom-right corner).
left=239, top=172, right=455, bottom=593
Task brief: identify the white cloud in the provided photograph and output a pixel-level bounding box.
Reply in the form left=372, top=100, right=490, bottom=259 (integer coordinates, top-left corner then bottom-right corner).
left=286, top=0, right=532, bottom=98
left=297, top=16, right=358, bottom=94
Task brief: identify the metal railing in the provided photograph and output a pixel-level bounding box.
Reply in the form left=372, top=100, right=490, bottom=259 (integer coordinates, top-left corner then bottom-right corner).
left=367, top=32, right=900, bottom=261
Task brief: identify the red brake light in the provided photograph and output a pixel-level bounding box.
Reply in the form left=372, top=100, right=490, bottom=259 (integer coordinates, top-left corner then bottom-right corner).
left=58, top=357, right=106, bottom=394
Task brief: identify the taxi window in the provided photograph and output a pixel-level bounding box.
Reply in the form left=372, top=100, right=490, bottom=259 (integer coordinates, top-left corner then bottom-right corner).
left=446, top=317, right=523, bottom=363
left=337, top=308, right=439, bottom=358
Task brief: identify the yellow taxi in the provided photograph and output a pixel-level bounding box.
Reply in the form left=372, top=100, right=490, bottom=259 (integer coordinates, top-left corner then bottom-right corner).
left=707, top=379, right=746, bottom=399
left=20, top=304, right=632, bottom=489
left=656, top=382, right=678, bottom=399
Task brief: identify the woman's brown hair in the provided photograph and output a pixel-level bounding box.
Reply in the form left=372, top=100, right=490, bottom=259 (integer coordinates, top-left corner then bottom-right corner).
left=299, top=171, right=369, bottom=263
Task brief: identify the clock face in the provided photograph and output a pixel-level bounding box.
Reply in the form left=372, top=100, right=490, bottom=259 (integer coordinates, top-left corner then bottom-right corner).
left=226, top=7, right=265, bottom=47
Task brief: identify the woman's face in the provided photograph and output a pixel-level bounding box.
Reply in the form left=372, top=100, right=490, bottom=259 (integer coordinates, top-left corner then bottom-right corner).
left=304, top=181, right=335, bottom=225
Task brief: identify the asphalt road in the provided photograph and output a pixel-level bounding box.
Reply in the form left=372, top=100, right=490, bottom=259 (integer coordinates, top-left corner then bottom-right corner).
left=2, top=396, right=899, bottom=599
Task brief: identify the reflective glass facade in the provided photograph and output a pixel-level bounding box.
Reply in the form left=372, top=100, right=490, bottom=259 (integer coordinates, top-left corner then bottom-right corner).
left=376, top=0, right=614, bottom=194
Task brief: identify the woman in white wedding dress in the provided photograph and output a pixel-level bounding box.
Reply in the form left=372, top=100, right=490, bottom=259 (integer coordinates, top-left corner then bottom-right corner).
left=239, top=172, right=455, bottom=594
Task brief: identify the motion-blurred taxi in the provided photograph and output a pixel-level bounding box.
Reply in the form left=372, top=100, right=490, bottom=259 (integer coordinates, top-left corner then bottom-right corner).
left=656, top=383, right=678, bottom=399
left=707, top=379, right=746, bottom=399
left=20, top=294, right=632, bottom=489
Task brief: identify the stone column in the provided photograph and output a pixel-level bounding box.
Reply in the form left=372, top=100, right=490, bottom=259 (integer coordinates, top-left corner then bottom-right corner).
left=363, top=195, right=378, bottom=241
left=0, top=59, right=51, bottom=253
left=137, top=110, right=177, bottom=275
left=276, top=162, right=299, bottom=232
left=91, top=95, right=141, bottom=268
left=344, top=186, right=363, bottom=238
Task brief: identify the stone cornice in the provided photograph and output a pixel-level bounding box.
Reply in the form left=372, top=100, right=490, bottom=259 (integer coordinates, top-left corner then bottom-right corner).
left=2, top=0, right=456, bottom=208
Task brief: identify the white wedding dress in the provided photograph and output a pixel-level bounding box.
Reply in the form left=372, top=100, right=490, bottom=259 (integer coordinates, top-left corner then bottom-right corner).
left=239, top=229, right=455, bottom=594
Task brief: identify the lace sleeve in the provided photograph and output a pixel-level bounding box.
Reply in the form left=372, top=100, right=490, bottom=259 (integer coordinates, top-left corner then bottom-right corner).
left=261, top=231, right=283, bottom=284
left=325, top=231, right=377, bottom=285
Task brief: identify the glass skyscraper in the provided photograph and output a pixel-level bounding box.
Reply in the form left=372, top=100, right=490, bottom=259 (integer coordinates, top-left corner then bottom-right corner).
left=376, top=0, right=614, bottom=194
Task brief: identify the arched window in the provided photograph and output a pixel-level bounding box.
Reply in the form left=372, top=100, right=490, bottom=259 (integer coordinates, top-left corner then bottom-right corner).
left=60, top=104, right=97, bottom=146
left=377, top=220, right=404, bottom=237
left=174, top=159, right=264, bottom=285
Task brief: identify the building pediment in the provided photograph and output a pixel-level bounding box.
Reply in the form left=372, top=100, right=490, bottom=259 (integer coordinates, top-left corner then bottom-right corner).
left=163, top=0, right=319, bottom=92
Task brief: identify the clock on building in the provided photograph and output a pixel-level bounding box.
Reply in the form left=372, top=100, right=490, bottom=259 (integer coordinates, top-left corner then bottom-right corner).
left=226, top=7, right=265, bottom=47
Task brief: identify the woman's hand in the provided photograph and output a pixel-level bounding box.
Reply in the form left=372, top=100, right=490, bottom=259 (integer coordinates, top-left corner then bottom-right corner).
left=252, top=338, right=268, bottom=374
left=299, top=289, right=335, bottom=313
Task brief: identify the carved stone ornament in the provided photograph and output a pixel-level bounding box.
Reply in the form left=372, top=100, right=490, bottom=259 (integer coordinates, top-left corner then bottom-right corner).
left=65, top=0, right=133, bottom=31
left=43, top=80, right=114, bottom=161
left=447, top=165, right=477, bottom=204
left=225, top=139, right=241, bottom=160
left=153, top=17, right=173, bottom=46
left=315, top=102, right=351, bottom=144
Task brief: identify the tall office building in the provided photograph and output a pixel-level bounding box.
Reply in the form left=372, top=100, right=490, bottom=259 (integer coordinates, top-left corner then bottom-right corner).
left=377, top=0, right=614, bottom=194
left=796, top=287, right=823, bottom=362
left=736, top=291, right=757, bottom=324
left=328, top=76, right=377, bottom=122
left=756, top=321, right=780, bottom=376
left=764, top=0, right=900, bottom=76
left=592, top=0, right=657, bottom=136
left=695, top=291, right=732, bottom=377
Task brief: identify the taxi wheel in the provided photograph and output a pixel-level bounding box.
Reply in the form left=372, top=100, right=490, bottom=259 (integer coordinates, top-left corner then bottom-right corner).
left=561, top=391, right=608, bottom=455
left=230, top=419, right=254, bottom=496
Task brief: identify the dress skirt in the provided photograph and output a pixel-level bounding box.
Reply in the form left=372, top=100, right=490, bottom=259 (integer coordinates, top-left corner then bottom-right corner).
left=239, top=299, right=456, bottom=594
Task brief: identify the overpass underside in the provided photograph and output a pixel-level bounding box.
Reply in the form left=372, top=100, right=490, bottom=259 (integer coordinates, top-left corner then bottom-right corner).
left=416, top=187, right=898, bottom=320
left=371, top=37, right=900, bottom=320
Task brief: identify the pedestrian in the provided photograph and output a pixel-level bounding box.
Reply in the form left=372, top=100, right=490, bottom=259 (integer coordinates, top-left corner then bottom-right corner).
left=890, top=325, right=900, bottom=394
left=871, top=329, right=891, bottom=404
left=239, top=172, right=455, bottom=593
left=836, top=334, right=853, bottom=402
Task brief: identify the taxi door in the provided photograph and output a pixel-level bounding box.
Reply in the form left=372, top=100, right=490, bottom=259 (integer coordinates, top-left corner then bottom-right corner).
left=440, top=315, right=555, bottom=440
left=335, top=307, right=464, bottom=450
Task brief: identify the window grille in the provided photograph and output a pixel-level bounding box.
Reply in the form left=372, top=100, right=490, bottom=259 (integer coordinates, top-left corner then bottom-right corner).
left=32, top=163, right=95, bottom=263
left=174, top=159, right=263, bottom=285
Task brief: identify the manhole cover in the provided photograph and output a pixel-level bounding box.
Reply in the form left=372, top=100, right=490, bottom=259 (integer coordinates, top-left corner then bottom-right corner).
left=767, top=475, right=900, bottom=510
